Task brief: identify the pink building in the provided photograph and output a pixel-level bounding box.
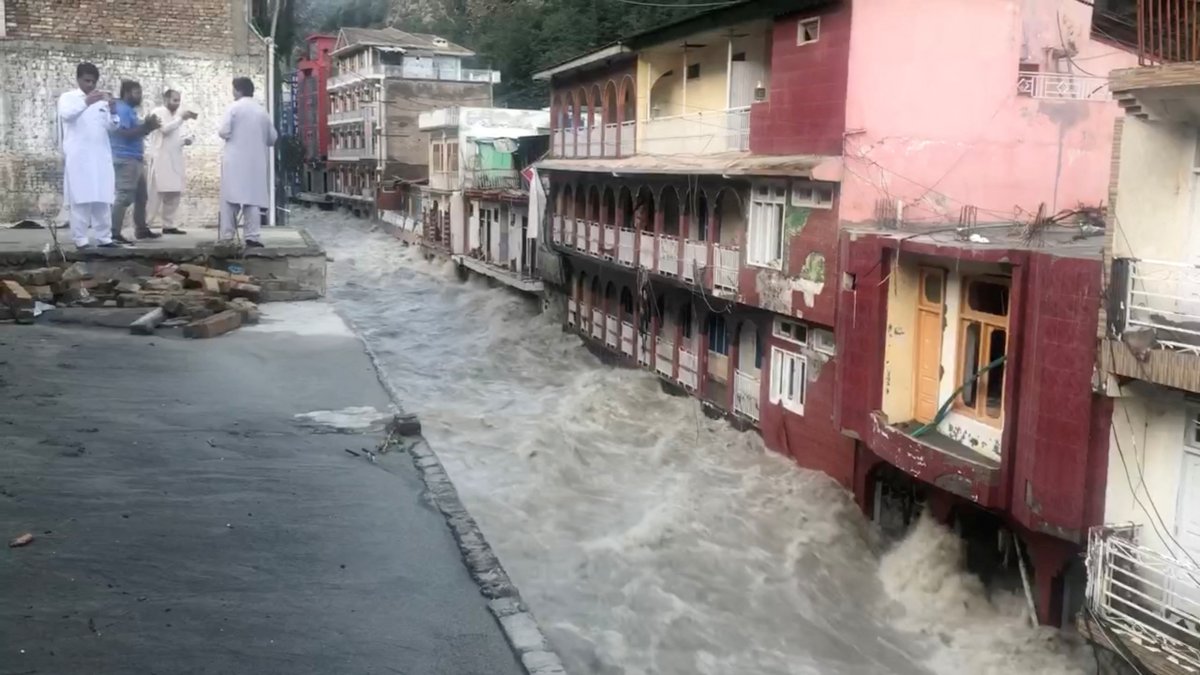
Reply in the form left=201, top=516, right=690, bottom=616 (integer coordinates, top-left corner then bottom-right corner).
left=537, top=0, right=1137, bottom=627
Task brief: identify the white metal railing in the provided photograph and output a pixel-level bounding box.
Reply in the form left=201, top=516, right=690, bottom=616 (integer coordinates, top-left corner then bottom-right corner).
left=330, top=65, right=498, bottom=90
left=606, top=314, right=619, bottom=349
left=707, top=351, right=729, bottom=383
left=639, top=233, right=655, bottom=271
left=574, top=221, right=586, bottom=250
left=552, top=129, right=565, bottom=157
left=621, top=321, right=635, bottom=356
left=589, top=125, right=602, bottom=157
left=714, top=244, right=740, bottom=294
left=588, top=222, right=601, bottom=255
left=637, top=332, right=652, bottom=367
left=655, top=338, right=674, bottom=377
left=564, top=133, right=577, bottom=158
left=683, top=240, right=706, bottom=282
left=602, top=225, right=617, bottom=259
left=329, top=108, right=367, bottom=124
left=603, top=123, right=618, bottom=156
left=618, top=228, right=636, bottom=266
left=1016, top=73, right=1110, bottom=102
left=678, top=347, right=698, bottom=389
left=591, top=308, right=605, bottom=340
left=620, top=120, right=635, bottom=155
left=1123, top=258, right=1200, bottom=353
left=658, top=234, right=680, bottom=277
left=734, top=369, right=761, bottom=421
left=639, top=106, right=750, bottom=155
left=567, top=298, right=577, bottom=327
left=1086, top=525, right=1200, bottom=670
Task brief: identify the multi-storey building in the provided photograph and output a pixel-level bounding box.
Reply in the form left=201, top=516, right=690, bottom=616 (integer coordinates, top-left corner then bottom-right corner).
left=0, top=0, right=268, bottom=227
left=325, top=27, right=498, bottom=215
left=536, top=0, right=1136, bottom=627
left=1082, top=2, right=1200, bottom=671
left=296, top=33, right=337, bottom=196
left=419, top=107, right=548, bottom=293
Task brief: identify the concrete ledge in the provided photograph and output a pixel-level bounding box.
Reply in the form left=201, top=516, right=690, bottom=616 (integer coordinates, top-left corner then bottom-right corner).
left=341, top=307, right=566, bottom=675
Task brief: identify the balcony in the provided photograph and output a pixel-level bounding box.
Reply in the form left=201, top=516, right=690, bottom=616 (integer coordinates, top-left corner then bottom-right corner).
left=1083, top=525, right=1200, bottom=671
left=328, top=145, right=375, bottom=161
left=329, top=65, right=500, bottom=90
left=1015, top=73, right=1110, bottom=102
left=640, top=107, right=751, bottom=156
left=733, top=369, right=760, bottom=421
left=1105, top=257, right=1200, bottom=393
left=329, top=108, right=369, bottom=125
left=552, top=120, right=635, bottom=159
left=465, top=170, right=522, bottom=191
left=549, top=215, right=741, bottom=296
left=429, top=170, right=461, bottom=192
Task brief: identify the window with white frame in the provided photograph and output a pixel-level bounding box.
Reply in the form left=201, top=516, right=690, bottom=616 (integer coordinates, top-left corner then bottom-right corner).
left=774, top=318, right=808, bottom=345
left=810, top=327, right=836, bottom=355
left=797, top=17, right=820, bottom=45
left=791, top=180, right=834, bottom=209
left=748, top=183, right=786, bottom=268
left=769, top=347, right=807, bottom=414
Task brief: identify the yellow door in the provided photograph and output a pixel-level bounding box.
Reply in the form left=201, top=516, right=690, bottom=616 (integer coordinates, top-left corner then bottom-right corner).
left=914, top=268, right=945, bottom=423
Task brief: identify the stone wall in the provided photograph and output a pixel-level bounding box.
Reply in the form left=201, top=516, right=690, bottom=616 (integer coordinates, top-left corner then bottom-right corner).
left=0, top=40, right=267, bottom=227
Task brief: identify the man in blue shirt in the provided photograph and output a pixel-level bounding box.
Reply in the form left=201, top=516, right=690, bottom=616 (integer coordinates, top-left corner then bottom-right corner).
left=110, top=80, right=161, bottom=244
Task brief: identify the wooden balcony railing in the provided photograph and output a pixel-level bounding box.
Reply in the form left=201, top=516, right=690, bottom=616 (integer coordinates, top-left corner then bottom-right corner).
left=1139, top=0, right=1200, bottom=64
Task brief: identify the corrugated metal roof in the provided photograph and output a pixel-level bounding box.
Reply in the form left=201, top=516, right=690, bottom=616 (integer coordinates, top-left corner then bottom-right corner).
left=335, top=27, right=474, bottom=57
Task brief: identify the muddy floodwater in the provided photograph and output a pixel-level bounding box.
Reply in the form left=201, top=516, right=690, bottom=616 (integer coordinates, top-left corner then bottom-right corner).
left=300, top=212, right=1095, bottom=675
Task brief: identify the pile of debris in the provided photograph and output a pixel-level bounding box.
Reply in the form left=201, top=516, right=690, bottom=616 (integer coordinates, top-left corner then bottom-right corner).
left=0, top=262, right=306, bottom=339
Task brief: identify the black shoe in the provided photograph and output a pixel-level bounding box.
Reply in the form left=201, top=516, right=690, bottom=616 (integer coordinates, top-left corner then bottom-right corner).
left=97, top=242, right=122, bottom=249
left=245, top=240, right=265, bottom=248
left=162, top=227, right=187, bottom=235
left=113, top=234, right=135, bottom=245
left=136, top=230, right=163, bottom=240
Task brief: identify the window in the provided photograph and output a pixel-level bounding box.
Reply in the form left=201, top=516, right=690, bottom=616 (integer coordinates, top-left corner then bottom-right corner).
left=791, top=181, right=834, bottom=209
left=432, top=141, right=444, bottom=171
left=707, top=314, right=729, bottom=355
left=686, top=63, right=701, bottom=80
left=448, top=141, right=459, bottom=172
left=774, top=318, right=808, bottom=345
left=798, top=17, right=820, bottom=45
left=810, top=328, right=835, bottom=355
left=957, top=277, right=1010, bottom=424
left=748, top=183, right=786, bottom=268
left=770, top=347, right=807, bottom=414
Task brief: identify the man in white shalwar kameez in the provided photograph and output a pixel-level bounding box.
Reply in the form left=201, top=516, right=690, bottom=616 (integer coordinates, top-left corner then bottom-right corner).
left=218, top=77, right=277, bottom=247
left=146, top=89, right=198, bottom=235
left=57, top=62, right=121, bottom=248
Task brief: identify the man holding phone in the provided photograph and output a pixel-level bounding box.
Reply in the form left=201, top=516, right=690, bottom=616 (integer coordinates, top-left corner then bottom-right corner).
left=110, top=80, right=161, bottom=243
left=146, top=89, right=198, bottom=235
left=57, top=62, right=121, bottom=248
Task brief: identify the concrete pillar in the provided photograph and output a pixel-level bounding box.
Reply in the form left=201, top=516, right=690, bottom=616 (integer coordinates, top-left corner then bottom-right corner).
left=1025, top=533, right=1076, bottom=627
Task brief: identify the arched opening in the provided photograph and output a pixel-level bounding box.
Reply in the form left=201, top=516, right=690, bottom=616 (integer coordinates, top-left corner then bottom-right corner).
left=570, top=90, right=581, bottom=152
left=576, top=271, right=587, bottom=303
left=553, top=94, right=566, bottom=155
left=715, top=187, right=746, bottom=246
left=558, top=184, right=572, bottom=220
left=620, top=286, right=634, bottom=317
left=604, top=281, right=617, bottom=315
left=577, top=86, right=590, bottom=129
left=649, top=70, right=677, bottom=119
left=660, top=186, right=681, bottom=237
left=737, top=320, right=762, bottom=372
left=619, top=186, right=635, bottom=228
left=604, top=80, right=619, bottom=122
left=620, top=75, right=636, bottom=124
left=706, top=313, right=729, bottom=356
left=634, top=186, right=656, bottom=232
left=678, top=299, right=694, bottom=340
left=695, top=190, right=710, bottom=241
left=602, top=186, right=616, bottom=226
left=573, top=185, right=586, bottom=221
left=590, top=84, right=603, bottom=125
left=590, top=276, right=602, bottom=309
left=588, top=185, right=601, bottom=223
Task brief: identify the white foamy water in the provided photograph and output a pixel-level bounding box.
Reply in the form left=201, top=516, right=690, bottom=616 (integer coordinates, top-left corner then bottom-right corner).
left=298, top=211, right=1094, bottom=675
left=294, top=406, right=394, bottom=432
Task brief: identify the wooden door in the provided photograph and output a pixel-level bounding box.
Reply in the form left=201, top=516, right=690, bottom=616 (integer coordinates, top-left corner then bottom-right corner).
left=914, top=268, right=945, bottom=423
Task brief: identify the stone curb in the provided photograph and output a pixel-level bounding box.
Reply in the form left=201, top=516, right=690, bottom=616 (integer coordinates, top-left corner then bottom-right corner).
left=334, top=304, right=567, bottom=675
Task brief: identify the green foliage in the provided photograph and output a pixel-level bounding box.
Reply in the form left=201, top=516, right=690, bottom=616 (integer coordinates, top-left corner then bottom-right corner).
left=294, top=0, right=698, bottom=109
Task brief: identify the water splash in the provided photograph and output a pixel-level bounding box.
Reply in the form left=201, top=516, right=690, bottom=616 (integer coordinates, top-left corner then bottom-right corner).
left=298, top=212, right=1093, bottom=675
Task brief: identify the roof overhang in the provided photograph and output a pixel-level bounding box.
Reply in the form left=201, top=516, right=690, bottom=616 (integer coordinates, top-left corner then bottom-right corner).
left=533, top=44, right=630, bottom=81
left=535, top=152, right=844, bottom=181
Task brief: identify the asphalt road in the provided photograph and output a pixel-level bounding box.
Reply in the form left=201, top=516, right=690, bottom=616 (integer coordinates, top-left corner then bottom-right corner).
left=0, top=303, right=525, bottom=675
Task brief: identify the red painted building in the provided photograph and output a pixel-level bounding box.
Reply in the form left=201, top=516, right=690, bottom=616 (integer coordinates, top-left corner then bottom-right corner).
left=534, top=0, right=1134, bottom=627
left=296, top=34, right=336, bottom=194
